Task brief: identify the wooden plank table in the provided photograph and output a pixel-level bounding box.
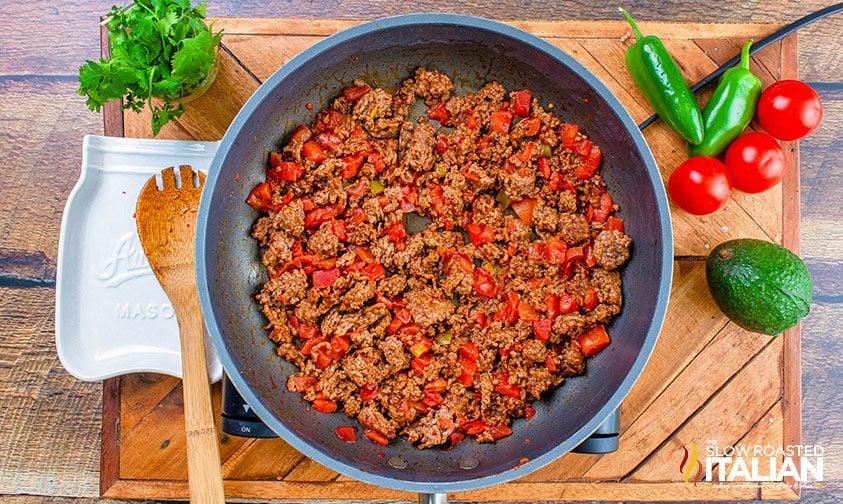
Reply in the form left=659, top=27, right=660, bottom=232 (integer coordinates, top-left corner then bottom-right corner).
left=98, top=18, right=802, bottom=501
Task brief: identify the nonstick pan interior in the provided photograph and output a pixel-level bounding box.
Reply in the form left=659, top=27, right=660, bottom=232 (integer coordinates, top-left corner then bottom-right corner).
left=196, top=14, right=672, bottom=494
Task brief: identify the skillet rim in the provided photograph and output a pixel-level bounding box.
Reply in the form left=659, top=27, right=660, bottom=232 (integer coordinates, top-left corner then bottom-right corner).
left=196, top=12, right=674, bottom=493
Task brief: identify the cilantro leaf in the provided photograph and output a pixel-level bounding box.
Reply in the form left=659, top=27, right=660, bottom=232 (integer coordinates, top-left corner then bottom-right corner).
left=77, top=0, right=222, bottom=135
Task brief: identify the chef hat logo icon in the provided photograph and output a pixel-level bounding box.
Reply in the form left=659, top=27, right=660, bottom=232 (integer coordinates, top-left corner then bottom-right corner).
left=680, top=443, right=704, bottom=484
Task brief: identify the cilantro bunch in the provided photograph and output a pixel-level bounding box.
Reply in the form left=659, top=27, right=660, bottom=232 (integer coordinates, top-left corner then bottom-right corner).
left=78, top=0, right=222, bottom=135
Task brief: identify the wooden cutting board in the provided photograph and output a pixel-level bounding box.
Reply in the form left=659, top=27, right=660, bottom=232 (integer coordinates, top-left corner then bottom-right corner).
left=99, top=18, right=801, bottom=501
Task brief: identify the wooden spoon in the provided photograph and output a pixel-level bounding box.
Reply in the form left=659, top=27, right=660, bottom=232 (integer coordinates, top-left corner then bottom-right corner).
left=135, top=165, right=225, bottom=503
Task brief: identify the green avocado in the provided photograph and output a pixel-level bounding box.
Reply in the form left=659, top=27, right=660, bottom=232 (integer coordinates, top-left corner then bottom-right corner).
left=706, top=239, right=812, bottom=336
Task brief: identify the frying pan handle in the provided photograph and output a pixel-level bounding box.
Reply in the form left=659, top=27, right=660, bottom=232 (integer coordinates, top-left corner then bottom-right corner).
left=572, top=408, right=621, bottom=454
left=419, top=493, right=448, bottom=504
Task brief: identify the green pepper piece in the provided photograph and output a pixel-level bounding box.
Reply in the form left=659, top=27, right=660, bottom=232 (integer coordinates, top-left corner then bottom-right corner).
left=619, top=8, right=705, bottom=145
left=688, top=41, right=762, bottom=157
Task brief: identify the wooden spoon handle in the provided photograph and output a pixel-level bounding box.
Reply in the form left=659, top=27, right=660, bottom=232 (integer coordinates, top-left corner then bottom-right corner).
left=174, top=286, right=225, bottom=503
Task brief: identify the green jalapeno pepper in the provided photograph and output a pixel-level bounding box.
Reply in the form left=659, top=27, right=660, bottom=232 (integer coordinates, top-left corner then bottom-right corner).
left=688, top=41, right=762, bottom=157
left=619, top=8, right=704, bottom=145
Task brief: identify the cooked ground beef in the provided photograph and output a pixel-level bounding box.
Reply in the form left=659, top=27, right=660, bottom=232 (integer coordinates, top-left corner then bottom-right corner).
left=247, top=68, right=632, bottom=449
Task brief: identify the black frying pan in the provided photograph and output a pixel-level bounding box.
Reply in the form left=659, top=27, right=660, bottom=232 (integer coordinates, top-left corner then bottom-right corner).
left=196, top=13, right=673, bottom=501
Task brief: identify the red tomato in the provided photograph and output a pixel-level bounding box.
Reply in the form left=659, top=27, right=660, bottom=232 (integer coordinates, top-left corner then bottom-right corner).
left=757, top=80, right=823, bottom=141
left=360, top=383, right=378, bottom=401
left=385, top=221, right=407, bottom=244
left=560, top=123, right=578, bottom=149
left=362, top=262, right=386, bottom=282
left=425, top=378, right=447, bottom=393
left=302, top=140, right=326, bottom=163
left=343, top=84, right=371, bottom=102
left=341, top=153, right=364, bottom=179
left=312, top=397, right=337, bottom=413
left=578, top=325, right=611, bottom=357
left=490, top=110, right=514, bottom=134
left=335, top=426, right=357, bottom=443
left=289, top=125, right=312, bottom=144
left=723, top=132, right=787, bottom=194
left=466, top=223, right=496, bottom=246
left=312, top=268, right=339, bottom=289
left=364, top=430, right=389, bottom=446
left=461, top=419, right=487, bottom=435
left=487, top=424, right=513, bottom=440
left=472, top=268, right=498, bottom=298
left=667, top=156, right=732, bottom=215
left=512, top=90, right=532, bottom=117
left=532, top=319, right=552, bottom=342
left=518, top=117, right=541, bottom=136
left=428, top=102, right=450, bottom=123
left=494, top=383, right=521, bottom=398
left=510, top=198, right=537, bottom=226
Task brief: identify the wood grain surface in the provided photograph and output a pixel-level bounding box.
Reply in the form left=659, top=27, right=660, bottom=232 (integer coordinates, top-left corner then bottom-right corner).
left=0, top=1, right=840, bottom=503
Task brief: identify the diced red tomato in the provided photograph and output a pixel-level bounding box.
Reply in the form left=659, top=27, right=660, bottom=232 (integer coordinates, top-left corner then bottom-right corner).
left=349, top=207, right=367, bottom=224
left=474, top=312, right=488, bottom=327
left=559, top=293, right=579, bottom=314
left=313, top=109, right=344, bottom=133
left=288, top=126, right=311, bottom=145
left=290, top=375, right=317, bottom=392
left=346, top=178, right=368, bottom=198
left=341, top=153, right=365, bottom=179
left=518, top=117, right=541, bottom=137
left=367, top=151, right=386, bottom=173
left=578, top=325, right=610, bottom=356
left=518, top=301, right=541, bottom=322
left=364, top=430, right=389, bottom=446
left=584, top=245, right=597, bottom=268
left=335, top=426, right=357, bottom=443
left=544, top=293, right=560, bottom=319
left=313, top=347, right=334, bottom=369
left=435, top=134, right=449, bottom=154
left=269, top=161, right=305, bottom=183
left=465, top=111, right=479, bottom=130
left=362, top=262, right=386, bottom=282
left=494, top=291, right=520, bottom=325
left=461, top=420, right=487, bottom=435
left=355, top=246, right=376, bottom=264
left=246, top=182, right=282, bottom=212
left=524, top=405, right=535, bottom=420
left=565, top=246, right=584, bottom=264
left=561, top=123, right=579, bottom=149
left=547, top=170, right=565, bottom=191
left=268, top=151, right=284, bottom=168
left=386, top=307, right=412, bottom=335
left=316, top=132, right=342, bottom=150
left=458, top=342, right=479, bottom=363
left=410, top=352, right=434, bottom=376
left=422, top=390, right=445, bottom=408
left=605, top=216, right=625, bottom=232
left=385, top=221, right=407, bottom=244
left=495, top=383, right=521, bottom=399
left=331, top=219, right=348, bottom=241
left=583, top=288, right=598, bottom=310
left=407, top=400, right=429, bottom=414
left=575, top=145, right=602, bottom=180
left=300, top=197, right=316, bottom=211
left=488, top=424, right=513, bottom=440
left=360, top=383, right=378, bottom=401
left=458, top=359, right=477, bottom=387
left=472, top=268, right=498, bottom=298
left=466, top=223, right=496, bottom=246
left=427, top=102, right=450, bottom=123
left=447, top=430, right=465, bottom=448
left=512, top=90, right=532, bottom=117
left=312, top=268, right=340, bottom=289
left=526, top=242, right=546, bottom=262
left=591, top=194, right=613, bottom=223
left=343, top=84, right=371, bottom=102
left=511, top=198, right=537, bottom=226
left=516, top=142, right=537, bottom=164
left=330, top=335, right=351, bottom=358
left=573, top=138, right=593, bottom=158
left=545, top=354, right=559, bottom=373
left=490, top=110, right=514, bottom=134
left=425, top=377, right=447, bottom=393
left=545, top=239, right=568, bottom=264
left=532, top=319, right=553, bottom=342
left=305, top=205, right=342, bottom=228
left=302, top=140, right=327, bottom=163
left=312, top=397, right=337, bottom=413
